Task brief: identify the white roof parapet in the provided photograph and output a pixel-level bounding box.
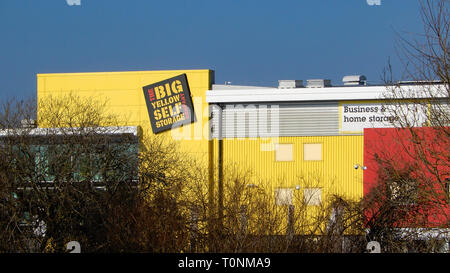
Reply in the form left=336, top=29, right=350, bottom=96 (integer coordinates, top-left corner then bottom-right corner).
left=206, top=84, right=447, bottom=103
left=0, top=126, right=140, bottom=138
left=212, top=84, right=272, bottom=90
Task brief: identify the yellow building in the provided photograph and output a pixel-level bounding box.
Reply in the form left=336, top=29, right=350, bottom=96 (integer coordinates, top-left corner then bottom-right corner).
left=37, top=69, right=214, bottom=165
left=37, top=70, right=445, bottom=224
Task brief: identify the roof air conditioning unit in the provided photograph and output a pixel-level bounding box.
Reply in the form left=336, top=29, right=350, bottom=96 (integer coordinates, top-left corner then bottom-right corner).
left=342, top=75, right=367, bottom=86
left=278, top=80, right=304, bottom=89
left=306, top=79, right=332, bottom=88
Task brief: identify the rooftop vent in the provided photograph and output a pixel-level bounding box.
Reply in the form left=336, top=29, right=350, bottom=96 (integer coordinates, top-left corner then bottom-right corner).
left=278, top=80, right=304, bottom=89
left=306, top=79, right=332, bottom=88
left=342, top=75, right=367, bottom=86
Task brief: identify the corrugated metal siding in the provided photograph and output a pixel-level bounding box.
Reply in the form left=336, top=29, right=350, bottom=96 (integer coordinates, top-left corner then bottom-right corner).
left=221, top=136, right=364, bottom=202
left=37, top=70, right=214, bottom=163
left=278, top=103, right=339, bottom=136
left=211, top=102, right=340, bottom=138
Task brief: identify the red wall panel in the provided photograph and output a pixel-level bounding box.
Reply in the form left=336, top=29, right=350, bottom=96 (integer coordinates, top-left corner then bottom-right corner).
left=363, top=127, right=449, bottom=228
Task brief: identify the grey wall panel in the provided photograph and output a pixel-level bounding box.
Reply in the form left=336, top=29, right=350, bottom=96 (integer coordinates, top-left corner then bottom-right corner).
left=211, top=102, right=340, bottom=138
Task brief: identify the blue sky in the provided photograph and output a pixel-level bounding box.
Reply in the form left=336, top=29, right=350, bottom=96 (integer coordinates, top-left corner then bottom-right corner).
left=0, top=0, right=424, bottom=101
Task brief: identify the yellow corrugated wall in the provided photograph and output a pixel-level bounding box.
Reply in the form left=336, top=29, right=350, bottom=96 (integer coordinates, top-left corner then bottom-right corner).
left=37, top=69, right=214, bottom=166
left=221, top=136, right=364, bottom=202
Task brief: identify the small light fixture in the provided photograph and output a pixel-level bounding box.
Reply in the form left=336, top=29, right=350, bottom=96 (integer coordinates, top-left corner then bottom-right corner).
left=354, top=164, right=367, bottom=170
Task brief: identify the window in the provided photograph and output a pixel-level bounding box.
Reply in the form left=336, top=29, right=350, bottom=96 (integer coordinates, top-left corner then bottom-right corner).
left=303, top=143, right=322, bottom=161
left=275, top=188, right=293, bottom=206
left=275, top=144, right=293, bottom=162
left=34, top=145, right=51, bottom=181
left=304, top=188, right=322, bottom=206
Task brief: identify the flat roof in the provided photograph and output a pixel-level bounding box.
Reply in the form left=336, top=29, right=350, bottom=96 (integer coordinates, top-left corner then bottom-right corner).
left=206, top=84, right=447, bottom=103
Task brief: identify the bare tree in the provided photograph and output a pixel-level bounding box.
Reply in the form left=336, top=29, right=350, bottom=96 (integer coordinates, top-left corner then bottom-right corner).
left=0, top=94, right=140, bottom=252
left=0, top=95, right=369, bottom=253
left=0, top=93, right=213, bottom=253
left=366, top=0, right=450, bottom=252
